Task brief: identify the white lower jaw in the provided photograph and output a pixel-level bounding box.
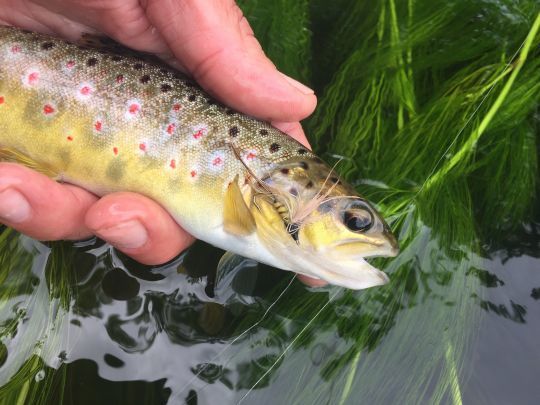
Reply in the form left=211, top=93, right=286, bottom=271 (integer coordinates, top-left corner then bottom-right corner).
left=307, top=260, right=389, bottom=289
left=189, top=222, right=389, bottom=290
left=278, top=248, right=390, bottom=290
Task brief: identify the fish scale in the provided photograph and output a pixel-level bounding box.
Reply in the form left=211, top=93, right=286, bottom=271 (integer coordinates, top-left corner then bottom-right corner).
left=0, top=25, right=398, bottom=289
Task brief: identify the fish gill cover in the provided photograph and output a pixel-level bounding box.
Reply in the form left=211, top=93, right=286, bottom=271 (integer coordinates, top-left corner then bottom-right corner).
left=0, top=0, right=539, bottom=404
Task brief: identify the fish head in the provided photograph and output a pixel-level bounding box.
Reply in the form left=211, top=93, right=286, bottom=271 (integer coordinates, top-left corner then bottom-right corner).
left=298, top=196, right=399, bottom=260
left=254, top=157, right=399, bottom=289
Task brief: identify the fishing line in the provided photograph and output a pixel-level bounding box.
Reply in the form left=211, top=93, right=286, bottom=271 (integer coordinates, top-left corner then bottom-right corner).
left=174, top=274, right=296, bottom=398
left=414, top=36, right=527, bottom=197
left=236, top=288, right=340, bottom=405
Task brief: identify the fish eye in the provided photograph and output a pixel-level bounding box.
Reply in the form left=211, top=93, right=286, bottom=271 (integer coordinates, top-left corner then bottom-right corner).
left=343, top=209, right=373, bottom=232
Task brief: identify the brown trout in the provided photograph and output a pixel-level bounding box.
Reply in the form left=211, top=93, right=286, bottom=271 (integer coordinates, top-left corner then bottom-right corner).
left=0, top=26, right=398, bottom=289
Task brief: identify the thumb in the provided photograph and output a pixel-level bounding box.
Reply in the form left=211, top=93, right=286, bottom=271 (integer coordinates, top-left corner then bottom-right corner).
left=144, top=0, right=316, bottom=122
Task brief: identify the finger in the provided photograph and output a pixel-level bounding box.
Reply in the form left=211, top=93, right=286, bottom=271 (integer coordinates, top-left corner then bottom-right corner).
left=85, top=192, right=194, bottom=265
left=144, top=0, right=317, bottom=122
left=0, top=163, right=97, bottom=240
left=25, top=0, right=171, bottom=54
left=271, top=121, right=311, bottom=149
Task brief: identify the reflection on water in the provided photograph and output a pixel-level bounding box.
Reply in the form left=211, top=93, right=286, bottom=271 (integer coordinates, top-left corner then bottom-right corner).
left=472, top=221, right=540, bottom=325
left=0, top=217, right=538, bottom=404
left=463, top=220, right=540, bottom=404
left=0, top=220, right=477, bottom=404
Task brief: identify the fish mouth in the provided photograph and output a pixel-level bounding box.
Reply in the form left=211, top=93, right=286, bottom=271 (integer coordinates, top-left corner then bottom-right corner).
left=309, top=258, right=390, bottom=289
left=331, top=233, right=399, bottom=259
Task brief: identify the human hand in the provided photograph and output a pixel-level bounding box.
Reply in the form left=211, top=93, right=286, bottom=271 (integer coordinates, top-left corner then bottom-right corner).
left=0, top=0, right=325, bottom=286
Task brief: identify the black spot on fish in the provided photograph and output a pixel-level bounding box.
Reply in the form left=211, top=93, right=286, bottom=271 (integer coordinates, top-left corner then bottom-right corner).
left=259, top=129, right=268, bottom=136
left=139, top=75, right=151, bottom=84
left=106, top=160, right=124, bottom=182
left=133, top=62, right=144, bottom=70
left=229, top=126, right=239, bottom=137
left=87, top=58, right=98, bottom=67
left=330, top=176, right=340, bottom=184
left=269, top=143, right=280, bottom=153
left=306, top=181, right=314, bottom=189
left=280, top=168, right=290, bottom=175
left=298, top=148, right=307, bottom=155
left=111, top=55, right=122, bottom=62
left=299, top=162, right=309, bottom=170
left=41, top=42, right=54, bottom=50
left=289, top=187, right=298, bottom=196
left=160, top=83, right=172, bottom=92
left=188, top=95, right=197, bottom=102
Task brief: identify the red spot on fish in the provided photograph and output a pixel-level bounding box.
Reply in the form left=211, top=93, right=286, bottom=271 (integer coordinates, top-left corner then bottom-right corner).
left=113, top=147, right=119, bottom=155
left=43, top=104, right=55, bottom=115
left=28, top=72, right=39, bottom=85
left=193, top=129, right=204, bottom=139
left=172, top=103, right=182, bottom=111
left=116, top=74, right=124, bottom=83
left=139, top=143, right=146, bottom=152
left=0, top=96, right=4, bottom=105
left=66, top=61, right=75, bottom=69
left=166, top=123, right=176, bottom=135
left=246, top=152, right=257, bottom=160
left=67, top=135, right=73, bottom=141
left=80, top=86, right=92, bottom=96
left=10, top=45, right=21, bottom=53
left=212, top=157, right=223, bottom=166
left=190, top=170, right=197, bottom=178
left=170, top=159, right=176, bottom=169
left=129, top=103, right=140, bottom=115
left=94, top=121, right=102, bottom=131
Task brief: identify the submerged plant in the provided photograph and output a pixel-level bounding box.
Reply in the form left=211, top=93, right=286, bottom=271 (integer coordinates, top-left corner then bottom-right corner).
left=0, top=1, right=539, bottom=404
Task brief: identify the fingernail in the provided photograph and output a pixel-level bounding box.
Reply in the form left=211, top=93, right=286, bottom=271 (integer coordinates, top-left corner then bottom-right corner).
left=0, top=188, right=31, bottom=223
left=97, top=220, right=148, bottom=249
left=281, top=73, right=314, bottom=95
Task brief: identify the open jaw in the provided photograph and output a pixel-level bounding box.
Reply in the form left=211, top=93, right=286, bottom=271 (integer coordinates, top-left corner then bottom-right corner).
left=328, top=236, right=399, bottom=260
left=283, top=248, right=391, bottom=290
left=318, top=258, right=390, bottom=289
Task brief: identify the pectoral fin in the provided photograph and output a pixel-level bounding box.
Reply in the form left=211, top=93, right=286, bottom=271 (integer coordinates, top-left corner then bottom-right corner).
left=216, top=251, right=252, bottom=286
left=223, top=174, right=256, bottom=236
left=213, top=251, right=258, bottom=302
left=0, top=147, right=58, bottom=178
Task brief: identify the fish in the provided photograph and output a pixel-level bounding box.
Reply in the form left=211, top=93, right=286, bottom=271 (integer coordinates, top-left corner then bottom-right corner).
left=0, top=25, right=398, bottom=289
